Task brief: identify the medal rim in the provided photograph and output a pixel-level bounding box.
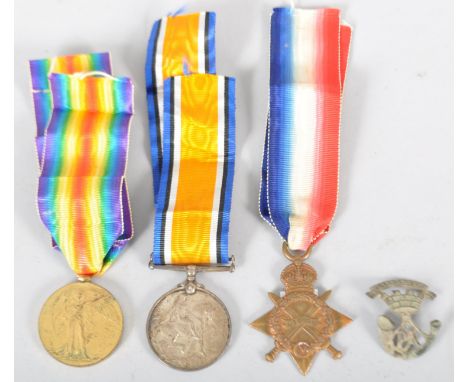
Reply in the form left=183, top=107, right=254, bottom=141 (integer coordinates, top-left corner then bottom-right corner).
left=146, top=285, right=232, bottom=371
left=38, top=281, right=124, bottom=367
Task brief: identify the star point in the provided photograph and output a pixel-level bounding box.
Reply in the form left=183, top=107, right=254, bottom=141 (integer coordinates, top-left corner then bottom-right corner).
left=250, top=310, right=272, bottom=335
left=289, top=351, right=318, bottom=375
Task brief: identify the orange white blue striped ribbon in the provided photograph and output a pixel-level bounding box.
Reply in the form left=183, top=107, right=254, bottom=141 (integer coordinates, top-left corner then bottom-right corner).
left=146, top=12, right=216, bottom=194
left=145, top=13, right=235, bottom=265
left=153, top=74, right=235, bottom=265
left=29, top=53, right=134, bottom=277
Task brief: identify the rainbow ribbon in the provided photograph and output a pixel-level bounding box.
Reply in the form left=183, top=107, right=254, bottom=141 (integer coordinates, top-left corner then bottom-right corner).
left=29, top=53, right=134, bottom=276
left=260, top=8, right=352, bottom=251
left=146, top=13, right=235, bottom=265
left=30, top=53, right=113, bottom=161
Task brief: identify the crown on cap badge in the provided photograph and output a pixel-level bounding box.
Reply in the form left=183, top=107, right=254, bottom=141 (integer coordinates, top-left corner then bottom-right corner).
left=367, top=279, right=441, bottom=359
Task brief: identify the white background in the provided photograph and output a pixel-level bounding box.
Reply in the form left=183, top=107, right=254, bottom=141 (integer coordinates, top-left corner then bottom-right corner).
left=14, top=0, right=453, bottom=381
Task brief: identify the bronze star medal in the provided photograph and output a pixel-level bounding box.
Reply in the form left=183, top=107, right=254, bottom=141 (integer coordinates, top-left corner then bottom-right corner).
left=251, top=244, right=351, bottom=375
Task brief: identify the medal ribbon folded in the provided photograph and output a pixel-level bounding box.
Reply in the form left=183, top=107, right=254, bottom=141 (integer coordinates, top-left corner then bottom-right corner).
left=146, top=12, right=216, bottom=194
left=30, top=53, right=134, bottom=276
left=260, top=8, right=351, bottom=251
left=144, top=12, right=235, bottom=370
left=146, top=13, right=235, bottom=265
left=153, top=74, right=235, bottom=265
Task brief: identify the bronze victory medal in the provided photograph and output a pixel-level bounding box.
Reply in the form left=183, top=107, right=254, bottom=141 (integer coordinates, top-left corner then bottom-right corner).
left=38, top=281, right=123, bottom=367
left=147, top=285, right=231, bottom=371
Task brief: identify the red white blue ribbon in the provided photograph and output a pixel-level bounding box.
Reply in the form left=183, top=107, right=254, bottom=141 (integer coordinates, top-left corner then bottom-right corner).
left=260, top=8, right=352, bottom=251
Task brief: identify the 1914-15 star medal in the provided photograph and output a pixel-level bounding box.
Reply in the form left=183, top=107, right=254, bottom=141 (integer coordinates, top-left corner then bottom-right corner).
left=251, top=245, right=351, bottom=375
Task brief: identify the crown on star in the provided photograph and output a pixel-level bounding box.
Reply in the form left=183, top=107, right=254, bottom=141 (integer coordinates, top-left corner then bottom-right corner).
left=280, top=263, right=317, bottom=292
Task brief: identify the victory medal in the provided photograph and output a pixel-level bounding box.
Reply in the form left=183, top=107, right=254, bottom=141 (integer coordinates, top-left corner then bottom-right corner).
left=29, top=53, right=134, bottom=366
